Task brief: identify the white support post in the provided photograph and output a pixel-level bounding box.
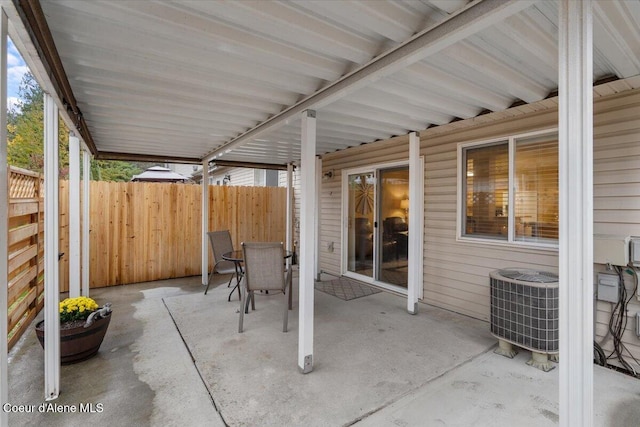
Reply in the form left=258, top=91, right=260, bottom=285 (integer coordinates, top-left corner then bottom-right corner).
left=44, top=93, right=60, bottom=401
left=559, top=1, right=593, bottom=426
left=0, top=7, right=9, bottom=424
left=68, top=135, right=80, bottom=297
left=315, top=157, right=321, bottom=281
left=407, top=132, right=424, bottom=314
left=286, top=163, right=294, bottom=253
left=201, top=160, right=209, bottom=285
left=298, top=109, right=316, bottom=374
left=82, top=149, right=90, bottom=296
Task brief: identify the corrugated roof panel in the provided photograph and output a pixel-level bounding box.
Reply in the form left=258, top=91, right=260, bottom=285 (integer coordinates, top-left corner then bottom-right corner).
left=593, top=1, right=640, bottom=78
left=31, top=0, right=640, bottom=164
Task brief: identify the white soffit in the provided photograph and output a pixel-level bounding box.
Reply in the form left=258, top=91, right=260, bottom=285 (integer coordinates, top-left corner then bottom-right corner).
left=36, top=0, right=640, bottom=165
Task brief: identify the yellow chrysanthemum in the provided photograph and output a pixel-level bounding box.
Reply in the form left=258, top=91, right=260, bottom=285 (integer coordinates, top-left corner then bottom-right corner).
left=59, top=296, right=100, bottom=322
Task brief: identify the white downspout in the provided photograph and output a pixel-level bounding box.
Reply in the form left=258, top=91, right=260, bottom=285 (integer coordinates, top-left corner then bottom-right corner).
left=315, top=157, right=321, bottom=281
left=286, top=162, right=293, bottom=253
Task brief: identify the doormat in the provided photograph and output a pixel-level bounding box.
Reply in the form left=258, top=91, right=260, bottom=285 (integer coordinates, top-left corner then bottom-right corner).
left=314, top=277, right=381, bottom=301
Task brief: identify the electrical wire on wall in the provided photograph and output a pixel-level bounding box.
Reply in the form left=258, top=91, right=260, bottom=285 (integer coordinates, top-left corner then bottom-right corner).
left=601, top=265, right=640, bottom=377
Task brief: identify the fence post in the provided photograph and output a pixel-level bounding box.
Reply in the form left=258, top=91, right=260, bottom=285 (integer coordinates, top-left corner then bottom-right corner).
left=31, top=173, right=41, bottom=313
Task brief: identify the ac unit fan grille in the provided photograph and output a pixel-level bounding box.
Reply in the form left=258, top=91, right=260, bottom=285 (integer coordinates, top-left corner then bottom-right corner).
left=497, top=268, right=558, bottom=283
left=490, top=269, right=559, bottom=354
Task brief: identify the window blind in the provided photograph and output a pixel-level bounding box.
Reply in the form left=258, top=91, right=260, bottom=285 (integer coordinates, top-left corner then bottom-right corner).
left=464, top=143, right=509, bottom=239
left=514, top=135, right=559, bottom=242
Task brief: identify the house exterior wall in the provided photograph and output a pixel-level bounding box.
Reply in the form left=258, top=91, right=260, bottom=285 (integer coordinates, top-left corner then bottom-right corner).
left=592, top=90, right=640, bottom=366
left=208, top=168, right=286, bottom=187
left=168, top=163, right=198, bottom=178
left=419, top=109, right=561, bottom=321
left=321, top=135, right=410, bottom=277
left=319, top=87, right=640, bottom=368
left=278, top=170, right=289, bottom=187
left=210, top=167, right=255, bottom=186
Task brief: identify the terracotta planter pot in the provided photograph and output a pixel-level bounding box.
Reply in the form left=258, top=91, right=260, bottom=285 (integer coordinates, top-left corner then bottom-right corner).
left=35, top=312, right=111, bottom=365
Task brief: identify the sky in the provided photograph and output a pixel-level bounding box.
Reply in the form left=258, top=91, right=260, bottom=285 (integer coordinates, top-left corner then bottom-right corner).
left=7, top=37, right=30, bottom=109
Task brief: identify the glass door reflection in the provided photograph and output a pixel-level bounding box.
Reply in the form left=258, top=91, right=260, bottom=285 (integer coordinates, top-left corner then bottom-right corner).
left=346, top=172, right=375, bottom=278
left=377, top=167, right=409, bottom=288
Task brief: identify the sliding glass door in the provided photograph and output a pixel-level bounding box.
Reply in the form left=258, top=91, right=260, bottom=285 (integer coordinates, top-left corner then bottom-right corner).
left=377, top=167, right=409, bottom=288
left=344, top=164, right=409, bottom=291
left=346, top=172, right=375, bottom=279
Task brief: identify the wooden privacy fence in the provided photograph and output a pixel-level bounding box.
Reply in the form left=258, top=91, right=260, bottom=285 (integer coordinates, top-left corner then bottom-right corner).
left=7, top=166, right=44, bottom=350
left=58, top=181, right=287, bottom=290
left=5, top=174, right=286, bottom=348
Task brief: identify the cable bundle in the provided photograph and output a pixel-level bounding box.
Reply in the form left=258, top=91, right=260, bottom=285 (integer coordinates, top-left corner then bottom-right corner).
left=603, top=266, right=640, bottom=376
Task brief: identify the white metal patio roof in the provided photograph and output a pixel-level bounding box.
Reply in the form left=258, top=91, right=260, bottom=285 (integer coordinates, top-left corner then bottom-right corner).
left=24, top=0, right=640, bottom=165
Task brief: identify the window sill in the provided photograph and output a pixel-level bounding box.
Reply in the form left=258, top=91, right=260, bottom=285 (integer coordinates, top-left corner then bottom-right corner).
left=456, top=236, right=559, bottom=252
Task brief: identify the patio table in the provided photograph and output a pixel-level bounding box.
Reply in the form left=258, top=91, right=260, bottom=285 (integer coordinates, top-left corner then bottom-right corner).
left=223, top=249, right=293, bottom=313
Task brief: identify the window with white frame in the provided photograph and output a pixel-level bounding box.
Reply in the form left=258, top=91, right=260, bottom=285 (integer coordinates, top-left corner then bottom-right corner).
left=460, top=130, right=558, bottom=246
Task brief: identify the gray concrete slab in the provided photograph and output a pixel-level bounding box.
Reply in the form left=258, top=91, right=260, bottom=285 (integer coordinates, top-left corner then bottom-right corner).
left=7, top=277, right=224, bottom=427
left=357, top=349, right=640, bottom=427
left=6, top=275, right=640, bottom=426
left=163, top=276, right=496, bottom=426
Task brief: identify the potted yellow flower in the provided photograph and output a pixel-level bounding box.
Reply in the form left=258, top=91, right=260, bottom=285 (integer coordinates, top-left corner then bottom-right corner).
left=35, top=296, right=112, bottom=364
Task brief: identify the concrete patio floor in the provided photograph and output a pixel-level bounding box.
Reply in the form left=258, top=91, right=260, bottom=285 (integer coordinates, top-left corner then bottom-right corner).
left=6, top=273, right=640, bottom=426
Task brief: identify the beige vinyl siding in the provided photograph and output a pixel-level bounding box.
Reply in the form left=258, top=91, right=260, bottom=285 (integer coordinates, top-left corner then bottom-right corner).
left=592, top=89, right=640, bottom=370
left=320, top=136, right=409, bottom=276
left=419, top=88, right=640, bottom=328
left=419, top=107, right=560, bottom=321
left=211, top=167, right=255, bottom=186
left=317, top=85, right=640, bottom=369
left=278, top=170, right=288, bottom=187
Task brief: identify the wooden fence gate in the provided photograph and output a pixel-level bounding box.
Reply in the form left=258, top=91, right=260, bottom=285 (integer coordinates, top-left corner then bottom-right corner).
left=57, top=181, right=287, bottom=289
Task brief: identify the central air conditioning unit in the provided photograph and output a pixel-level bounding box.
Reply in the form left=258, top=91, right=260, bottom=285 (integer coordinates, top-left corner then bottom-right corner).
left=490, top=268, right=559, bottom=372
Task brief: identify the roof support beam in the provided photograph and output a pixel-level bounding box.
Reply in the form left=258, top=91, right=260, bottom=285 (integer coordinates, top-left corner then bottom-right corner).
left=298, top=110, right=317, bottom=374
left=286, top=162, right=294, bottom=309
left=82, top=149, right=90, bottom=297
left=204, top=0, right=534, bottom=161
left=0, top=8, right=9, bottom=426
left=558, top=0, right=593, bottom=425
left=212, top=160, right=289, bottom=171
left=68, top=135, right=81, bottom=298
left=201, top=159, right=209, bottom=286
left=407, top=132, right=424, bottom=314
left=285, top=163, right=294, bottom=254
left=96, top=152, right=201, bottom=164
left=43, top=93, right=61, bottom=401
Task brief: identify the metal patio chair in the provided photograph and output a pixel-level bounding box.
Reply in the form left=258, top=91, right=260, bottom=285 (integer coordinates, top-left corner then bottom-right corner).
left=204, top=230, right=239, bottom=298
left=238, top=242, right=291, bottom=333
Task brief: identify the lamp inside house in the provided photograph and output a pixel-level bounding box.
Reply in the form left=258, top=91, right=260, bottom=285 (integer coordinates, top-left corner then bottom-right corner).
left=400, top=198, right=409, bottom=219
